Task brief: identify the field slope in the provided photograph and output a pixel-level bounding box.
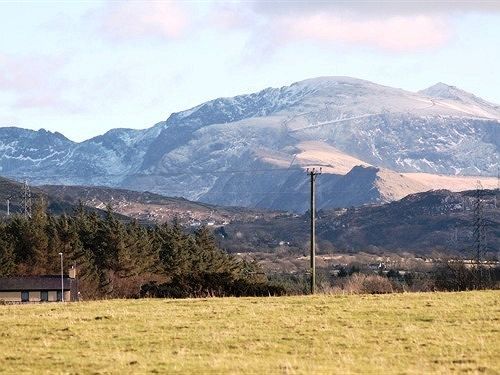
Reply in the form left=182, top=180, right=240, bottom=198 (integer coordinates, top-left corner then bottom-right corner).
left=0, top=291, right=498, bottom=374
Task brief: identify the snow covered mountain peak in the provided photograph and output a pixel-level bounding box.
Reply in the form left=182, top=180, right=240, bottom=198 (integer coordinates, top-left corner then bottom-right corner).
left=419, top=82, right=500, bottom=119
left=419, top=82, right=487, bottom=102
left=291, top=76, right=376, bottom=89
left=160, top=77, right=499, bottom=134
left=292, top=76, right=388, bottom=90
left=165, top=76, right=393, bottom=127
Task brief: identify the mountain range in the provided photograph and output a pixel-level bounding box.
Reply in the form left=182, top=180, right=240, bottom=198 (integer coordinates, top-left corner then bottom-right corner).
left=1, top=76, right=498, bottom=211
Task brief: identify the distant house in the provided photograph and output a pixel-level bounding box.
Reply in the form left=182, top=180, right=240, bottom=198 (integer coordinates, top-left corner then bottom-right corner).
left=0, top=274, right=77, bottom=303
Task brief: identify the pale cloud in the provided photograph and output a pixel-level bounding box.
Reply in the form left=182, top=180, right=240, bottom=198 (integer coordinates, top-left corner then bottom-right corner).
left=0, top=48, right=138, bottom=113
left=0, top=54, right=64, bottom=91
left=99, top=1, right=190, bottom=41
left=0, top=115, right=20, bottom=126
left=94, top=1, right=457, bottom=53
left=207, top=1, right=457, bottom=53
left=279, top=14, right=450, bottom=52
left=250, top=0, right=500, bottom=16
left=0, top=54, right=73, bottom=110
left=209, top=3, right=255, bottom=30
left=70, top=70, right=135, bottom=112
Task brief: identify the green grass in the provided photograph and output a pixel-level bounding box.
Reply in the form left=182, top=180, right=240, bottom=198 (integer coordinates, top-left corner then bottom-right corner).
left=0, top=291, right=499, bottom=374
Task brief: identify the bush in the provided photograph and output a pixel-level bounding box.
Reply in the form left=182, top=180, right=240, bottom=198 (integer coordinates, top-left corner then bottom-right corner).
left=267, top=273, right=309, bottom=295
left=386, top=269, right=401, bottom=279
left=402, top=272, right=435, bottom=292
left=140, top=272, right=286, bottom=298
left=433, top=262, right=496, bottom=291
left=343, top=274, right=393, bottom=294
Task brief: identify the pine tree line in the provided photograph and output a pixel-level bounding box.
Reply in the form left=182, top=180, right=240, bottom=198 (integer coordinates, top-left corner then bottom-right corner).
left=0, top=201, right=284, bottom=298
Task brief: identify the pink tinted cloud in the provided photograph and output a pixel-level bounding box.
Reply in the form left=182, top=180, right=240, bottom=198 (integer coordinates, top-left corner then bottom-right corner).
left=0, top=54, right=74, bottom=111
left=100, top=1, right=190, bottom=41
left=0, top=54, right=64, bottom=90
left=15, top=94, right=68, bottom=110
left=279, top=14, right=451, bottom=52
left=251, top=1, right=500, bottom=16
left=209, top=3, right=255, bottom=30
left=205, top=2, right=452, bottom=54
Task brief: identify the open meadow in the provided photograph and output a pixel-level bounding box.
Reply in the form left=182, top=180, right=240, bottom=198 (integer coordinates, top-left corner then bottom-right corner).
left=0, top=291, right=498, bottom=374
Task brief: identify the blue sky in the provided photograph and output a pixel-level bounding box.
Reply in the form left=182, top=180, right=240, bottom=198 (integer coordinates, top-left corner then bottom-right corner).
left=0, top=0, right=499, bottom=141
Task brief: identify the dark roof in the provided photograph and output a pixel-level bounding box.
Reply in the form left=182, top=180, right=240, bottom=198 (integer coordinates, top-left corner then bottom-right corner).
left=0, top=275, right=72, bottom=291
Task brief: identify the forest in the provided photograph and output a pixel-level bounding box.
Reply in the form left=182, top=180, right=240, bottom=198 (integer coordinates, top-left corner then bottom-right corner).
left=0, top=202, right=283, bottom=299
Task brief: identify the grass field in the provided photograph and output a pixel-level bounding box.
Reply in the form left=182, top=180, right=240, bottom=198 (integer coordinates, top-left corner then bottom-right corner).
left=0, top=291, right=498, bottom=374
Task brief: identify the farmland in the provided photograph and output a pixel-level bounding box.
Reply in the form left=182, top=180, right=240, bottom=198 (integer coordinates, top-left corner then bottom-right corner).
left=0, top=291, right=498, bottom=374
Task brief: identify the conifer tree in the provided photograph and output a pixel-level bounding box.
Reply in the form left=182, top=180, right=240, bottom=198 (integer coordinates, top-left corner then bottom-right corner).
left=157, top=219, right=192, bottom=277
left=29, top=199, right=50, bottom=273
left=125, top=221, right=157, bottom=275
left=0, top=223, right=15, bottom=276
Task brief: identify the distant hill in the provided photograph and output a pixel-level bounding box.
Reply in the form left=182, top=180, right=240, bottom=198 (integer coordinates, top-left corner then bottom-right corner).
left=0, top=176, right=128, bottom=219
left=39, top=184, right=281, bottom=226
left=0, top=176, right=73, bottom=216
left=2, top=175, right=498, bottom=256
left=219, top=189, right=500, bottom=256
left=34, top=182, right=500, bottom=256
left=1, top=175, right=281, bottom=224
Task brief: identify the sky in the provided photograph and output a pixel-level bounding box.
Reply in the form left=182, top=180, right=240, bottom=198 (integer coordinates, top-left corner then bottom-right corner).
left=0, top=0, right=500, bottom=142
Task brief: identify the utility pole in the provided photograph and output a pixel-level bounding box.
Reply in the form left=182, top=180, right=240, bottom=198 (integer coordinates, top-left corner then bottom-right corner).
left=472, top=181, right=486, bottom=287
left=496, top=166, right=499, bottom=209
left=59, top=252, right=64, bottom=302
left=6, top=198, right=9, bottom=216
left=307, top=167, right=321, bottom=294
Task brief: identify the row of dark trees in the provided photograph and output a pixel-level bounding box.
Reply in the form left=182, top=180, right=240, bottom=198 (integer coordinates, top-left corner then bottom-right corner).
left=0, top=202, right=284, bottom=298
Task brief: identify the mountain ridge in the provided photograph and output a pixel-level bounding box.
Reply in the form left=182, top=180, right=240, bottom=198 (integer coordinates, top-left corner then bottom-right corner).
left=1, top=76, right=498, bottom=211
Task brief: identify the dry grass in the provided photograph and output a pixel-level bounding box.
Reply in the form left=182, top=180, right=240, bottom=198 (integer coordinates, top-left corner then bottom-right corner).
left=0, top=291, right=499, bottom=374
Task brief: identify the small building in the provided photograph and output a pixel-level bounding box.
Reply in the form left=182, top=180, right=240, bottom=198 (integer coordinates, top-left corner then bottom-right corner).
left=0, top=274, right=77, bottom=303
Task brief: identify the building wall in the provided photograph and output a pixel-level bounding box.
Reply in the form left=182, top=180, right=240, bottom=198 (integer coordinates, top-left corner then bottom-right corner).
left=48, top=291, right=57, bottom=302
left=0, top=291, right=21, bottom=302
left=29, top=291, right=41, bottom=302
left=0, top=290, right=71, bottom=302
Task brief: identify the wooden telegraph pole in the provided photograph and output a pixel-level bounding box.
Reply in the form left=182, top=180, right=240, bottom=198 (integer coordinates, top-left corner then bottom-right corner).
left=307, top=167, right=321, bottom=294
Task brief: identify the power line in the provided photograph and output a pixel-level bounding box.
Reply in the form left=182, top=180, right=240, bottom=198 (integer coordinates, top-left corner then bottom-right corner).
left=472, top=181, right=487, bottom=288
left=3, top=167, right=305, bottom=180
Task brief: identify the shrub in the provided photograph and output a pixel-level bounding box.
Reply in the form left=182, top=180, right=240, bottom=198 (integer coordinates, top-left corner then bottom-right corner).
left=386, top=269, right=401, bottom=279
left=140, top=272, right=286, bottom=298
left=343, top=274, right=393, bottom=294
left=433, top=262, right=496, bottom=291
left=402, top=272, right=435, bottom=292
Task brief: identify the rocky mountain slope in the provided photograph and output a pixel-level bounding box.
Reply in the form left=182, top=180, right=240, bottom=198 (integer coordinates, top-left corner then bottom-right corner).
left=1, top=77, right=498, bottom=211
